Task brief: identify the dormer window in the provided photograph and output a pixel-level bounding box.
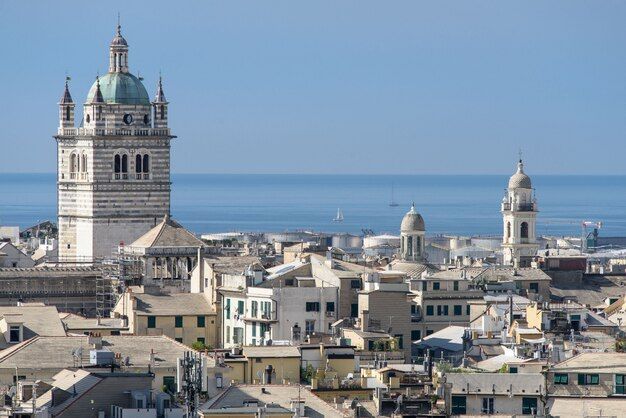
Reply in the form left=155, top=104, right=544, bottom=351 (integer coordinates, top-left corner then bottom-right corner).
left=9, top=325, right=21, bottom=343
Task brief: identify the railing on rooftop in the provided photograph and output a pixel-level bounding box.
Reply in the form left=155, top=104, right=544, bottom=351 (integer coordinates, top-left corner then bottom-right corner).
left=57, top=127, right=171, bottom=137
left=501, top=202, right=536, bottom=212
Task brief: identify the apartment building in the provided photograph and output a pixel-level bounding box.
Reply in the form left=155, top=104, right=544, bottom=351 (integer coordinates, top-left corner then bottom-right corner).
left=113, top=288, right=217, bottom=348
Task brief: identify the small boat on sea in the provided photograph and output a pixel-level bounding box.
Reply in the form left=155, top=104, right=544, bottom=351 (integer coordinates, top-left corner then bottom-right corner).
left=333, top=208, right=344, bottom=222
left=389, top=183, right=399, bottom=207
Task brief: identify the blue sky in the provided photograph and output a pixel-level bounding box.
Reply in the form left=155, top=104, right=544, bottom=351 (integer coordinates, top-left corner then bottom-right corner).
left=1, top=1, right=625, bottom=174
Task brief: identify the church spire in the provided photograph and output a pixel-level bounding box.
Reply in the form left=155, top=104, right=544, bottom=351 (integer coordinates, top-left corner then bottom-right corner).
left=90, top=76, right=104, bottom=103
left=109, top=22, right=129, bottom=73
left=59, top=78, right=73, bottom=104
left=154, top=75, right=167, bottom=103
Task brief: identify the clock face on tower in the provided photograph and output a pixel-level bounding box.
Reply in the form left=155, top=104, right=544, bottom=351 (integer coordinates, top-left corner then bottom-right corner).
left=123, top=114, right=134, bottom=125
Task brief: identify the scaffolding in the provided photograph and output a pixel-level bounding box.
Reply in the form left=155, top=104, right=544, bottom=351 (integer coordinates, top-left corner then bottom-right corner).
left=97, top=244, right=143, bottom=318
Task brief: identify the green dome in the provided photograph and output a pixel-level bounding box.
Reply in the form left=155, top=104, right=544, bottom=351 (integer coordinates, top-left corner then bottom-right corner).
left=86, top=72, right=150, bottom=105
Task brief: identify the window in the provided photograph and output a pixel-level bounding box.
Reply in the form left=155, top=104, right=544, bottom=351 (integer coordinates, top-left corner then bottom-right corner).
left=147, top=316, right=156, bottom=328
left=454, top=305, right=462, bottom=316
left=432, top=282, right=440, bottom=290
left=426, top=329, right=434, bottom=336
left=143, top=114, right=149, bottom=125
left=252, top=322, right=257, bottom=337
left=529, top=282, right=539, bottom=293
left=143, top=154, right=149, bottom=173
left=260, top=323, right=268, bottom=337
left=426, top=306, right=434, bottom=316
left=114, top=154, right=121, bottom=173
left=175, top=316, right=183, bottom=328
left=509, top=366, right=518, bottom=374
left=226, top=326, right=230, bottom=344
left=135, top=154, right=142, bottom=173
left=65, top=106, right=71, bottom=121
left=578, top=374, right=599, bottom=385
left=451, top=396, right=467, bottom=415
left=481, top=397, right=495, bottom=414
left=521, top=222, right=529, bottom=239
left=466, top=305, right=470, bottom=315
left=305, top=320, right=315, bottom=335
left=407, top=236, right=413, bottom=256
left=453, top=281, right=459, bottom=291
left=9, top=326, right=20, bottom=343
left=443, top=305, right=449, bottom=316
left=237, top=300, right=245, bottom=316
left=197, top=337, right=205, bottom=345
left=351, top=303, right=358, bottom=317
left=616, top=374, right=626, bottom=394
left=197, top=316, right=205, bottom=328
left=421, top=281, right=427, bottom=291
left=285, top=278, right=294, bottom=286
left=86, top=113, right=90, bottom=123
left=251, top=301, right=258, bottom=317
left=81, top=154, right=87, bottom=172
left=411, top=330, right=421, bottom=341
left=350, top=279, right=361, bottom=289
left=261, top=301, right=271, bottom=318
left=160, top=104, right=165, bottom=120
left=411, top=305, right=416, bottom=314
left=216, top=374, right=223, bottom=388
left=121, top=154, right=128, bottom=173
left=554, top=373, right=568, bottom=385
left=437, top=305, right=442, bottom=316
left=306, top=302, right=320, bottom=312
left=522, top=397, right=538, bottom=415
left=326, top=302, right=335, bottom=312
left=163, top=376, right=176, bottom=393
left=225, top=299, right=231, bottom=319
left=394, top=334, right=403, bottom=350
left=506, top=222, right=511, bottom=240
left=175, top=338, right=182, bottom=343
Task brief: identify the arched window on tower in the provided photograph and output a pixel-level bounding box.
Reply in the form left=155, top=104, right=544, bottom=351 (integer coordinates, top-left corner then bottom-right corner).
left=81, top=154, right=87, bottom=173
left=160, top=105, right=165, bottom=120
left=65, top=106, right=70, bottom=121
left=70, top=153, right=78, bottom=173
left=121, top=155, right=128, bottom=174
left=135, top=154, right=142, bottom=173
left=521, top=222, right=529, bottom=239
left=407, top=236, right=413, bottom=257
left=142, top=154, right=150, bottom=173
left=96, top=106, right=102, bottom=121
left=114, top=155, right=121, bottom=174
left=506, top=222, right=511, bottom=241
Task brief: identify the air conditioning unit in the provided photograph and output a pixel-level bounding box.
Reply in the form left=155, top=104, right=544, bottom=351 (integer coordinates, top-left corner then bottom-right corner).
left=89, top=349, right=114, bottom=366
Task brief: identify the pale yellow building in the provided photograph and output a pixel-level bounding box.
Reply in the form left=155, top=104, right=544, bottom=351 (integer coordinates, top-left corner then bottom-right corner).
left=113, top=289, right=217, bottom=348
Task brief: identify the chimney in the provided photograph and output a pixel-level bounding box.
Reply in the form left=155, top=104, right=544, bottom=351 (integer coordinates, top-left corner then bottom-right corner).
left=508, top=295, right=514, bottom=328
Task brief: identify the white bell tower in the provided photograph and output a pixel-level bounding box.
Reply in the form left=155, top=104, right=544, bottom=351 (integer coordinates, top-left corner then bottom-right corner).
left=501, top=159, right=539, bottom=267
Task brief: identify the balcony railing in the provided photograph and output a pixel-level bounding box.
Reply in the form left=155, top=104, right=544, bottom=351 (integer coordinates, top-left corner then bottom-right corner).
left=57, top=127, right=170, bottom=137
left=502, top=202, right=536, bottom=212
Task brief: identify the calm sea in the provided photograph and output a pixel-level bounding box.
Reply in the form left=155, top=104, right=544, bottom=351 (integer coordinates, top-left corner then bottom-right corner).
left=1, top=173, right=625, bottom=237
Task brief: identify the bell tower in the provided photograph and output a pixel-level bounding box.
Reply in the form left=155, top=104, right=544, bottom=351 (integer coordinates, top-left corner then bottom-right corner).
left=501, top=159, right=539, bottom=267
left=55, top=24, right=174, bottom=263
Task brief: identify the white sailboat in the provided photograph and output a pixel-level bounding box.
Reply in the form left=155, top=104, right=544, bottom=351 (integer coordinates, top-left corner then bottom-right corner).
left=333, top=208, right=344, bottom=222
left=389, top=183, right=399, bottom=207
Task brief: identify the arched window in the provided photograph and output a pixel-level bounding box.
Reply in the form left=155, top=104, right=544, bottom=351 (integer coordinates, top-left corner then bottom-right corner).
left=86, top=114, right=90, bottom=123
left=114, top=155, right=121, bottom=173
left=521, top=222, right=529, bottom=239
left=160, top=105, right=165, bottom=120
left=97, top=106, right=102, bottom=121
left=121, top=154, right=128, bottom=173
left=143, top=114, right=149, bottom=125
left=142, top=154, right=150, bottom=173
left=81, top=154, right=87, bottom=172
left=65, top=106, right=70, bottom=121
left=135, top=154, right=142, bottom=173
left=506, top=222, right=511, bottom=240
left=407, top=236, right=413, bottom=256
left=70, top=153, right=78, bottom=173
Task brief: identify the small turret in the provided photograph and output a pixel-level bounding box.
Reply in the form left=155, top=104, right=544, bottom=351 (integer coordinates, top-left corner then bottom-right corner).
left=109, top=24, right=129, bottom=73
left=58, top=78, right=75, bottom=130
left=84, top=76, right=105, bottom=128
left=152, top=76, right=168, bottom=128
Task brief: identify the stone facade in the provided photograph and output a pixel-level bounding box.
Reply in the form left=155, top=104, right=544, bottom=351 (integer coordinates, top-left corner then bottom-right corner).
left=55, top=25, right=173, bottom=263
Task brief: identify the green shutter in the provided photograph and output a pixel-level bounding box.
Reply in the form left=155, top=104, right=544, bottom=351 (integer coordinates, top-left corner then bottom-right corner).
left=578, top=374, right=585, bottom=385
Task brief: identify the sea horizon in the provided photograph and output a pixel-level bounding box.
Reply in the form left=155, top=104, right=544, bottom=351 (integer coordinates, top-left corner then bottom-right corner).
left=2, top=173, right=625, bottom=238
